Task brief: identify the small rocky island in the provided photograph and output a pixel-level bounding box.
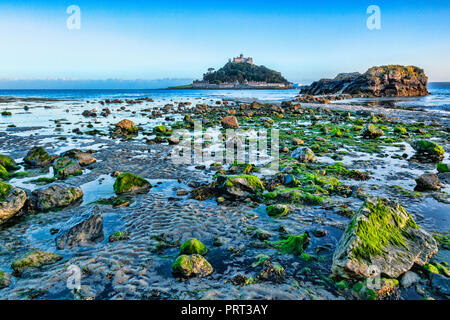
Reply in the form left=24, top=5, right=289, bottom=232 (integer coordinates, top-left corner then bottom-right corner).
left=300, top=65, right=429, bottom=97
left=175, top=54, right=293, bottom=89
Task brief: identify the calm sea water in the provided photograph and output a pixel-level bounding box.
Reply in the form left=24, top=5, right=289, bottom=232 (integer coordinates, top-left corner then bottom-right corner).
left=0, top=82, right=449, bottom=112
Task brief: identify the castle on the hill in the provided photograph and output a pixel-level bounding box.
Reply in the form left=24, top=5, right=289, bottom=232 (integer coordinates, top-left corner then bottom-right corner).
left=229, top=54, right=254, bottom=65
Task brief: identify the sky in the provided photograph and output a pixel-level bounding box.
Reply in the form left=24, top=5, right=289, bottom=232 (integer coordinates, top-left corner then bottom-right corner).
left=0, top=0, right=449, bottom=88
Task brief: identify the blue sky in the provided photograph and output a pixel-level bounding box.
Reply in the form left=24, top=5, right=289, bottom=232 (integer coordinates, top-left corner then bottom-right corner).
left=0, top=0, right=449, bottom=85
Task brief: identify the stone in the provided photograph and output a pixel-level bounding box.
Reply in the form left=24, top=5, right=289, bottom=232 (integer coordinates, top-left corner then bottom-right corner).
left=29, top=184, right=83, bottom=211
left=53, top=156, right=82, bottom=179
left=413, top=140, right=445, bottom=162
left=23, top=147, right=52, bottom=167
left=180, top=238, right=208, bottom=255
left=300, top=65, right=429, bottom=97
left=114, top=119, right=138, bottom=135
left=55, top=206, right=104, bottom=249
left=360, top=124, right=384, bottom=139
left=221, top=116, right=239, bottom=129
left=437, top=163, right=450, bottom=173
left=216, top=175, right=264, bottom=198
left=113, top=172, right=152, bottom=194
left=171, top=254, right=213, bottom=278
left=291, top=147, right=316, bottom=162
left=0, top=154, right=20, bottom=171
left=267, top=204, right=289, bottom=218
left=0, top=184, right=27, bottom=225
left=63, top=149, right=96, bottom=166
left=332, top=198, right=438, bottom=279
left=400, top=271, right=421, bottom=288
left=415, top=173, right=442, bottom=191
left=11, top=250, right=62, bottom=275
left=0, top=270, right=11, bottom=288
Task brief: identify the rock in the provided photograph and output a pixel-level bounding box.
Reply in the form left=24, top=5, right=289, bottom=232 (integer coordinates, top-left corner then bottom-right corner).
left=113, top=172, right=151, bottom=194
left=400, top=271, right=421, bottom=288
left=332, top=198, right=438, bottom=279
left=291, top=147, right=316, bottom=162
left=0, top=183, right=27, bottom=225
left=267, top=204, right=289, bottom=218
left=0, top=154, right=20, bottom=171
left=63, top=149, right=96, bottom=166
left=216, top=175, right=264, bottom=198
left=180, top=238, right=208, bottom=255
left=153, top=125, right=168, bottom=134
left=415, top=173, right=442, bottom=191
left=55, top=206, right=104, bottom=249
left=11, top=250, right=62, bottom=275
left=0, top=270, right=11, bottom=288
left=23, top=147, right=52, bottom=167
left=171, top=254, right=213, bottom=278
left=114, top=119, right=138, bottom=135
left=254, top=228, right=274, bottom=240
left=291, top=138, right=304, bottom=145
left=168, top=136, right=180, bottom=145
left=437, top=163, right=450, bottom=173
left=413, top=140, right=445, bottom=162
left=109, top=230, right=130, bottom=242
left=29, top=184, right=83, bottom=211
left=360, top=124, right=383, bottom=139
left=221, top=116, right=239, bottom=129
left=300, top=65, right=429, bottom=97
left=53, top=156, right=82, bottom=179
left=258, top=261, right=285, bottom=283
left=431, top=274, right=450, bottom=297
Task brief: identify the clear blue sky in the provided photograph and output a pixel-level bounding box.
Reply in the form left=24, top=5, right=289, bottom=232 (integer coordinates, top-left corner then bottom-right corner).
left=1, top=0, right=449, bottom=84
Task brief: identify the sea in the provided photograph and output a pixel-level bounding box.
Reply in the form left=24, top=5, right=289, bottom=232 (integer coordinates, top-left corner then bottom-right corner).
left=0, top=82, right=449, bottom=112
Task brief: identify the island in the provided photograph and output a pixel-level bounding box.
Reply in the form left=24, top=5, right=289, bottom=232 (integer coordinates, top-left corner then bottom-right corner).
left=169, top=54, right=293, bottom=89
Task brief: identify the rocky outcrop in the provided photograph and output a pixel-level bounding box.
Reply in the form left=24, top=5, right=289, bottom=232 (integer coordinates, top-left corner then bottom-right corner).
left=28, top=184, right=83, bottom=212
left=55, top=206, right=104, bottom=249
left=332, top=198, right=437, bottom=279
left=216, top=174, right=264, bottom=198
left=11, top=250, right=62, bottom=275
left=113, top=119, right=138, bottom=136
left=23, top=147, right=53, bottom=167
left=62, top=149, right=96, bottom=167
left=300, top=65, right=429, bottom=97
left=113, top=172, right=152, bottom=195
left=0, top=183, right=27, bottom=225
left=171, top=254, right=213, bottom=278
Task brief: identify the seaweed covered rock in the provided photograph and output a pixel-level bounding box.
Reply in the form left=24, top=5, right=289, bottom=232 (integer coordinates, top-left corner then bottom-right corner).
left=412, top=140, right=445, bottom=162
left=11, top=250, right=62, bottom=275
left=0, top=270, right=11, bottom=288
left=437, top=163, right=450, bottom=173
left=0, top=165, right=8, bottom=180
left=0, top=154, right=20, bottom=171
left=113, top=119, right=139, bottom=136
left=0, top=182, right=27, bottom=225
left=23, top=147, right=52, bottom=167
left=113, top=172, right=151, bottom=194
left=258, top=261, right=285, bottom=283
left=300, top=65, right=429, bottom=97
left=171, top=254, right=213, bottom=278
left=415, top=173, right=442, bottom=191
left=360, top=124, right=383, bottom=139
left=53, top=156, right=82, bottom=179
left=62, top=149, right=96, bottom=166
left=29, top=184, right=83, bottom=212
left=216, top=174, right=264, bottom=198
left=332, top=198, right=438, bottom=279
left=291, top=147, right=316, bottom=162
left=267, top=204, right=289, bottom=218
left=270, top=233, right=310, bottom=256
left=55, top=206, right=104, bottom=249
left=180, top=238, right=208, bottom=255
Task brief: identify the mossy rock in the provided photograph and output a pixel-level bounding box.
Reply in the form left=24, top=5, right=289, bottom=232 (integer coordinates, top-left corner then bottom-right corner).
left=267, top=204, right=289, bottom=218
left=394, top=126, right=407, bottom=135
left=109, top=230, right=130, bottom=242
left=217, top=174, right=264, bottom=198
left=413, top=140, right=445, bottom=162
left=437, top=163, right=450, bottom=173
left=360, top=124, right=383, bottom=139
left=153, top=125, right=168, bottom=134
left=0, top=155, right=20, bottom=171
left=0, top=165, right=9, bottom=180
left=0, top=270, right=12, bottom=288
left=180, top=238, right=208, bottom=255
left=11, top=250, right=62, bottom=275
left=0, top=181, right=12, bottom=202
left=113, top=172, right=151, bottom=194
left=332, top=198, right=438, bottom=279
left=171, top=254, right=213, bottom=278
left=53, top=157, right=82, bottom=179
left=23, top=147, right=51, bottom=167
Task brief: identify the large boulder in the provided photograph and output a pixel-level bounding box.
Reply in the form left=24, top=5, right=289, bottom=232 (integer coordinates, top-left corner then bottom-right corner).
left=0, top=182, right=27, bottom=225
left=55, top=206, right=103, bottom=249
left=23, top=147, right=52, bottom=167
left=171, top=254, right=213, bottom=278
left=113, top=172, right=152, bottom=194
left=0, top=154, right=20, bottom=171
left=216, top=174, right=264, bottom=198
left=332, top=198, right=437, bottom=279
left=412, top=140, right=445, bottom=162
left=114, top=119, right=138, bottom=135
left=53, top=156, right=82, bottom=179
left=300, top=65, right=429, bottom=97
left=291, top=147, right=316, bottom=162
left=29, top=184, right=83, bottom=211
left=415, top=173, right=442, bottom=191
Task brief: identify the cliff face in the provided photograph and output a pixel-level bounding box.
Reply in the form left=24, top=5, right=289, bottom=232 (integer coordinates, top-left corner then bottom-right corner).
left=300, top=65, right=429, bottom=97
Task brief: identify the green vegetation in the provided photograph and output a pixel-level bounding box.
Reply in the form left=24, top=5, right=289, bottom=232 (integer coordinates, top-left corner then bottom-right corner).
left=180, top=238, right=208, bottom=255
left=0, top=154, right=20, bottom=171
left=0, top=181, right=12, bottom=201
left=203, top=62, right=288, bottom=84
left=437, top=163, right=450, bottom=173
left=269, top=233, right=310, bottom=256
left=113, top=172, right=151, bottom=194
left=109, top=230, right=130, bottom=242
left=11, top=250, right=62, bottom=274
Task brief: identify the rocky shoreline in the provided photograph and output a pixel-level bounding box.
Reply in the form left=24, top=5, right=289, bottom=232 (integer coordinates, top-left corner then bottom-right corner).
left=0, top=93, right=449, bottom=300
